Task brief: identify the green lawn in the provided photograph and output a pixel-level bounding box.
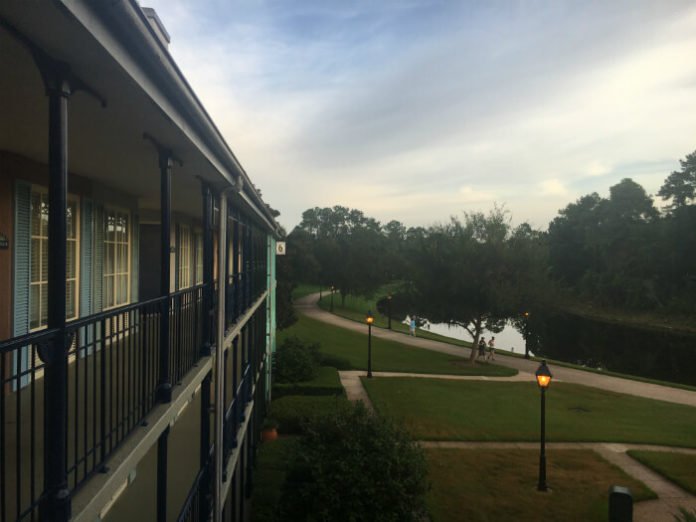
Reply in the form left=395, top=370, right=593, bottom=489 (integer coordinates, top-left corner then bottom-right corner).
left=278, top=314, right=515, bottom=377
left=426, top=449, right=655, bottom=522
left=291, top=283, right=322, bottom=299
left=363, top=378, right=696, bottom=447
left=627, top=451, right=696, bottom=494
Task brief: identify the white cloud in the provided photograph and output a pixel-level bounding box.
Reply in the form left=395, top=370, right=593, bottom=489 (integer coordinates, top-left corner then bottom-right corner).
left=144, top=0, right=696, bottom=231
left=586, top=161, right=611, bottom=178
left=458, top=186, right=495, bottom=203
left=539, top=179, right=568, bottom=196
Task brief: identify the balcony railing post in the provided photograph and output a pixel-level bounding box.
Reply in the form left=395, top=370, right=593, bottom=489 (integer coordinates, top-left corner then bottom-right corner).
left=245, top=223, right=251, bottom=309
left=41, top=71, right=72, bottom=522
left=201, top=181, right=214, bottom=352
left=100, top=318, right=108, bottom=469
left=158, top=152, right=173, bottom=403
left=199, top=371, right=212, bottom=518
left=232, top=216, right=240, bottom=320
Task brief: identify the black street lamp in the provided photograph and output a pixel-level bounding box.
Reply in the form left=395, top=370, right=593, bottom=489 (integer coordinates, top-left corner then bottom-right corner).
left=387, top=294, right=392, bottom=330
left=330, top=285, right=335, bottom=313
left=523, top=311, right=530, bottom=359
left=535, top=360, right=553, bottom=492
left=366, top=310, right=374, bottom=378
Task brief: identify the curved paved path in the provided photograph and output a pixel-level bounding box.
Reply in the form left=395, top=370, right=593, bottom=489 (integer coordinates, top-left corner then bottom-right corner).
left=297, top=293, right=696, bottom=408
left=296, top=294, right=696, bottom=521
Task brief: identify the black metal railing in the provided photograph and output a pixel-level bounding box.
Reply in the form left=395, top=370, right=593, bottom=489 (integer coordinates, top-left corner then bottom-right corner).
left=1, top=328, right=56, bottom=522
left=223, top=217, right=268, bottom=333
left=222, top=364, right=249, bottom=465
left=176, top=457, right=211, bottom=522
left=170, top=285, right=205, bottom=384
left=64, top=296, right=164, bottom=493
left=1, top=283, right=208, bottom=521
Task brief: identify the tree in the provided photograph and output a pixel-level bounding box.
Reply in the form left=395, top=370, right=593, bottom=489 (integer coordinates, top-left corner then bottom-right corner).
left=658, top=149, right=696, bottom=211
left=548, top=179, right=661, bottom=309
left=293, top=206, right=386, bottom=302
left=548, top=192, right=606, bottom=286
left=408, top=207, right=535, bottom=362
left=607, top=178, right=658, bottom=223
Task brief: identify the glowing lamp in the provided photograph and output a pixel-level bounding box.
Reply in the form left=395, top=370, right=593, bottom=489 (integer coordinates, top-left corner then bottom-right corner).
left=535, top=360, right=552, bottom=389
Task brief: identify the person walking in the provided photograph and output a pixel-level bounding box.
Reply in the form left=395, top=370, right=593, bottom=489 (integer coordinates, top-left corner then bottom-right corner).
left=409, top=317, right=417, bottom=336
left=487, top=336, right=496, bottom=360
left=478, top=337, right=486, bottom=359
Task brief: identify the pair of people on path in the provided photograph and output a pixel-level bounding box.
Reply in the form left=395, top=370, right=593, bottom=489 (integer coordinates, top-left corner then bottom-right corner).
left=477, top=336, right=496, bottom=360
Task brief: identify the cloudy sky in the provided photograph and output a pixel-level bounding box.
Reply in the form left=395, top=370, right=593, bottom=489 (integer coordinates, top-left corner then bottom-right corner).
left=146, top=0, right=696, bottom=231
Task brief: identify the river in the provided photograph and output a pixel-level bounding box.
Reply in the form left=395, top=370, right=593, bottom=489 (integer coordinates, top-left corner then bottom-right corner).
left=408, top=313, right=696, bottom=386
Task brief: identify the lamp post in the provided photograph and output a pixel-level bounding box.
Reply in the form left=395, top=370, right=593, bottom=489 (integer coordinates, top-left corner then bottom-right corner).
left=387, top=294, right=392, bottom=330
left=366, top=310, right=374, bottom=378
left=330, top=285, right=335, bottom=313
left=535, top=360, right=552, bottom=492
left=523, top=311, right=530, bottom=359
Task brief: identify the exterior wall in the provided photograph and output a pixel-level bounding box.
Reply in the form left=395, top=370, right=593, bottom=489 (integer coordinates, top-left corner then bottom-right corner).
left=2, top=150, right=206, bottom=337
left=1, top=151, right=141, bottom=337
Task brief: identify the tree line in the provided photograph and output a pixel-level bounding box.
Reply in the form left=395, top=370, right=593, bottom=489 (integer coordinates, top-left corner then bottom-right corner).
left=278, top=148, right=696, bottom=350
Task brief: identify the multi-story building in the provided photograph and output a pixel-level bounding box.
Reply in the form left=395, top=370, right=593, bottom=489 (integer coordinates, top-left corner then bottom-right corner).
left=0, top=3, right=280, bottom=521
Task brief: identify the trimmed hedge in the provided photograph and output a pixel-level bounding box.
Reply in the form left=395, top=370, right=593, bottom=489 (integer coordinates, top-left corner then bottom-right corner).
left=273, top=366, right=344, bottom=399
left=268, top=395, right=351, bottom=434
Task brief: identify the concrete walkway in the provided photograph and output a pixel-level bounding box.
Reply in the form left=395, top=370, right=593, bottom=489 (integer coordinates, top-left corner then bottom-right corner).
left=298, top=293, right=696, bottom=408
left=298, top=294, right=696, bottom=521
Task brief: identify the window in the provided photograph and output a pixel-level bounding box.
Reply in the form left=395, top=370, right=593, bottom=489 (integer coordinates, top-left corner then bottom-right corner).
left=178, top=224, right=192, bottom=289
left=194, top=232, right=203, bottom=285
left=29, top=190, right=79, bottom=330
left=104, top=208, right=130, bottom=309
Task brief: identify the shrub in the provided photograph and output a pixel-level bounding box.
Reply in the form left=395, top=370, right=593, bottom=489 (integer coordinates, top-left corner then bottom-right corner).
left=268, top=395, right=350, bottom=434
left=274, top=336, right=319, bottom=383
left=273, top=367, right=344, bottom=399
left=279, top=402, right=429, bottom=521
left=318, top=353, right=352, bottom=370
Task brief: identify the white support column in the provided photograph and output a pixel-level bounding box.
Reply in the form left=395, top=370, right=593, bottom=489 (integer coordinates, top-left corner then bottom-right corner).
left=214, top=191, right=229, bottom=522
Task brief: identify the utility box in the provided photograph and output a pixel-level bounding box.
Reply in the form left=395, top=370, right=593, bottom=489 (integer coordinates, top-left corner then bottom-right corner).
left=609, top=486, right=633, bottom=522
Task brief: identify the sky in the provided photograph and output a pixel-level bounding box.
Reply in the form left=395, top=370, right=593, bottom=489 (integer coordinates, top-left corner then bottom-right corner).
left=145, top=0, right=696, bottom=232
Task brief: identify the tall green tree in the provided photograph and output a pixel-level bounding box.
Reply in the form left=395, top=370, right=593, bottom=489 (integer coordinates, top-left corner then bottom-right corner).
left=658, top=149, right=696, bottom=211
left=292, top=206, right=386, bottom=302
left=408, top=207, right=540, bottom=362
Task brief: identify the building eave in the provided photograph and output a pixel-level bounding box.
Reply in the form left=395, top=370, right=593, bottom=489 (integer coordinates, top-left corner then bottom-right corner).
left=58, top=0, right=281, bottom=236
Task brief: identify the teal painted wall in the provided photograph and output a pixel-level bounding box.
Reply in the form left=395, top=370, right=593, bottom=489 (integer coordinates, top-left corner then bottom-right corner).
left=266, top=236, right=277, bottom=398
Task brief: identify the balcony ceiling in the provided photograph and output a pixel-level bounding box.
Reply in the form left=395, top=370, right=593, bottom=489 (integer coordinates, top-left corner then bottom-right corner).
left=0, top=2, right=233, bottom=219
